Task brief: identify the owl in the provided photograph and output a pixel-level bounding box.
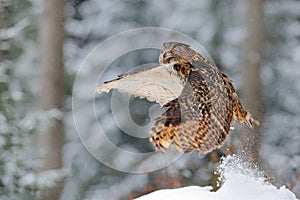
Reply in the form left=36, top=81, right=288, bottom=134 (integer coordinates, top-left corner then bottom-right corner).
left=97, top=42, right=259, bottom=154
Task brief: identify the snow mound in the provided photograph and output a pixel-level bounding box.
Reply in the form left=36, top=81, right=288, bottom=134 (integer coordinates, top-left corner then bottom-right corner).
left=136, top=155, right=298, bottom=200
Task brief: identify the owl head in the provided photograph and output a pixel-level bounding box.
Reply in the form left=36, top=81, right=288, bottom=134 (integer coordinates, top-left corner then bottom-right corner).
left=159, top=42, right=206, bottom=65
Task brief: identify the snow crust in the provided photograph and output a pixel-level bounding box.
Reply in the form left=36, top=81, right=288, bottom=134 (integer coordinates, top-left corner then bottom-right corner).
left=136, top=155, right=298, bottom=200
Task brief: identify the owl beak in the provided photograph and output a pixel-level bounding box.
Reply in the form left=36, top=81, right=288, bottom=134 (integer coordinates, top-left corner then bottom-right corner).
left=162, top=52, right=167, bottom=59
left=163, top=52, right=172, bottom=59
left=162, top=52, right=174, bottom=63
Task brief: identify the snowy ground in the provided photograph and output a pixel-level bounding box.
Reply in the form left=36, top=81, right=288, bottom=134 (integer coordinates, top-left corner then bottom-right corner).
left=136, top=155, right=298, bottom=200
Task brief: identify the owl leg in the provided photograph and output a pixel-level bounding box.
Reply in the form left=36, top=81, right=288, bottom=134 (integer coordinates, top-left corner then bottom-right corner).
left=232, top=93, right=260, bottom=128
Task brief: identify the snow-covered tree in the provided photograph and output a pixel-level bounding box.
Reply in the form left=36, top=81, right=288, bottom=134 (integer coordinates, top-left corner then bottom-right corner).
left=1, top=0, right=299, bottom=199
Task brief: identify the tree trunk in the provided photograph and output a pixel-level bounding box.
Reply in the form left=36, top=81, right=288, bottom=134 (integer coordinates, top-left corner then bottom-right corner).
left=240, top=0, right=265, bottom=166
left=37, top=0, right=66, bottom=199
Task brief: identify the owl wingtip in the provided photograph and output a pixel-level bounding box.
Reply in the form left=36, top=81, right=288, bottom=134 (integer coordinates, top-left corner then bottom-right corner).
left=96, top=86, right=102, bottom=93
left=96, top=85, right=110, bottom=94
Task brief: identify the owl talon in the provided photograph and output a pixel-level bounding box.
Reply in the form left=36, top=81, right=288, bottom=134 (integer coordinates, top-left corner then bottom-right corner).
left=245, top=112, right=260, bottom=128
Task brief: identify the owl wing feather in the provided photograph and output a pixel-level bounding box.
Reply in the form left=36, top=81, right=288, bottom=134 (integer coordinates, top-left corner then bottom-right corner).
left=150, top=61, right=235, bottom=153
left=97, top=65, right=183, bottom=106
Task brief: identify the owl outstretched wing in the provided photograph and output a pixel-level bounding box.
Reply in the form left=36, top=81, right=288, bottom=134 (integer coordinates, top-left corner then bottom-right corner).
left=97, top=65, right=184, bottom=106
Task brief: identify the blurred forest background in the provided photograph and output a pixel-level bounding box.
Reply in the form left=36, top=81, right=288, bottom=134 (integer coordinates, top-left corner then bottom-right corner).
left=1, top=0, right=300, bottom=199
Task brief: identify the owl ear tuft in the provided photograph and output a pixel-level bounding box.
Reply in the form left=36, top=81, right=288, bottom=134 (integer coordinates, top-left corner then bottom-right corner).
left=174, top=42, right=190, bottom=48
left=162, top=41, right=190, bottom=48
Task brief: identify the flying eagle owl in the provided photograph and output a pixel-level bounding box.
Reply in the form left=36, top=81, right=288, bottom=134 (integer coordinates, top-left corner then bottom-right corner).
left=97, top=42, right=259, bottom=154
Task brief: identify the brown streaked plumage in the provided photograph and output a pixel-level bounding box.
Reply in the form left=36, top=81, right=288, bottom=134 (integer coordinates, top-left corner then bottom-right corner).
left=97, top=42, right=259, bottom=154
